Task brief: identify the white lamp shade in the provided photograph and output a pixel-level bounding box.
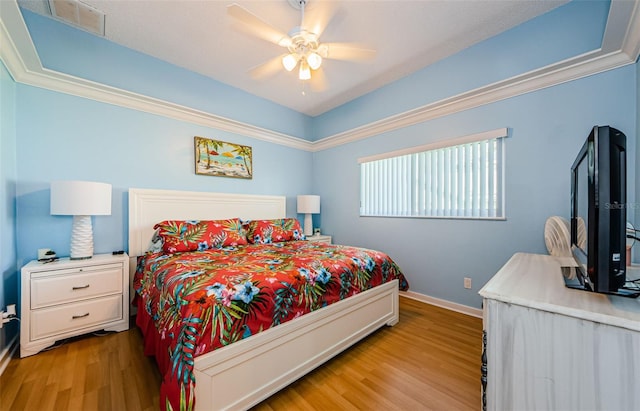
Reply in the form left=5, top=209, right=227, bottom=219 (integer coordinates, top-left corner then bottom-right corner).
left=297, top=195, right=320, bottom=214
left=51, top=180, right=112, bottom=216
left=51, top=180, right=112, bottom=259
left=297, top=195, right=320, bottom=237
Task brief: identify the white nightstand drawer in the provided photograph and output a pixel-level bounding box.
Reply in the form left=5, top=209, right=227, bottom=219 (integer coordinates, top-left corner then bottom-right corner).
left=30, top=294, right=123, bottom=340
left=31, top=264, right=123, bottom=309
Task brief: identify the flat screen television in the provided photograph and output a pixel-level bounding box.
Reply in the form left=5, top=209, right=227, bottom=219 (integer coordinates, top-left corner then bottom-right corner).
left=568, top=125, right=635, bottom=297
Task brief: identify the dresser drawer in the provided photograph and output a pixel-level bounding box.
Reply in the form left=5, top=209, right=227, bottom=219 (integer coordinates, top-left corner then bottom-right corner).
left=31, top=263, right=123, bottom=309
left=30, top=294, right=123, bottom=340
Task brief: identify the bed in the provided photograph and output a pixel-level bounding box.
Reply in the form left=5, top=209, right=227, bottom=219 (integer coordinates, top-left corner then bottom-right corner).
left=128, top=188, right=408, bottom=411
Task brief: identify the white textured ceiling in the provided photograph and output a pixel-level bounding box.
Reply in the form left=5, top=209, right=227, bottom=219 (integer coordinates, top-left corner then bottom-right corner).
left=18, top=0, right=567, bottom=116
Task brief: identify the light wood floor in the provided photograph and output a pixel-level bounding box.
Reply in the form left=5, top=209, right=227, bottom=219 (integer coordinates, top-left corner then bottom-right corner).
left=1, top=297, right=482, bottom=410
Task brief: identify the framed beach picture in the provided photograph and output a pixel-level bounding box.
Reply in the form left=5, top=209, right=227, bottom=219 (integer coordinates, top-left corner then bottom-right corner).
left=194, top=137, right=253, bottom=179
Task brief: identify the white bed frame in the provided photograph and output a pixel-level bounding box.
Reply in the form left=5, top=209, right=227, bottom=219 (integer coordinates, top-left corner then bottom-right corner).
left=128, top=188, right=400, bottom=410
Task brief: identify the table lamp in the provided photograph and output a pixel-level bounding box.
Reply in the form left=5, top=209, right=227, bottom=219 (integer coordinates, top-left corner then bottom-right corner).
left=50, top=180, right=112, bottom=259
left=297, top=195, right=320, bottom=237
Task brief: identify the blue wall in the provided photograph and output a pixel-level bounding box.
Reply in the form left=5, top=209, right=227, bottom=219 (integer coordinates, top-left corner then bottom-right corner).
left=309, top=0, right=637, bottom=308
left=1, top=61, right=18, bottom=345
left=314, top=66, right=636, bottom=308
left=1, top=0, right=637, bottom=320
left=14, top=84, right=313, bottom=267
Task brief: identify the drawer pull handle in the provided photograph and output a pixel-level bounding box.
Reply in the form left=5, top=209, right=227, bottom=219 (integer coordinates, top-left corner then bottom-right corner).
left=72, top=313, right=90, bottom=320
left=72, top=284, right=90, bottom=290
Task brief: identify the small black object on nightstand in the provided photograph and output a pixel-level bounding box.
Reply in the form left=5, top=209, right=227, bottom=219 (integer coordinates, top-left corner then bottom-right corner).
left=112, top=250, right=125, bottom=255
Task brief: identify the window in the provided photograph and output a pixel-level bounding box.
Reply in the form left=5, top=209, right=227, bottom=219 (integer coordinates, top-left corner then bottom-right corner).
left=359, top=128, right=508, bottom=219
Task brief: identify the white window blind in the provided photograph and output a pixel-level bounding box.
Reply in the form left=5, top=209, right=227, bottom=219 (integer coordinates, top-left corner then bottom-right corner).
left=359, top=128, right=507, bottom=219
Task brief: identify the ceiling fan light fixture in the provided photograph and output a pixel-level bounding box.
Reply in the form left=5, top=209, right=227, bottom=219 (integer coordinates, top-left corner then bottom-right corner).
left=282, top=54, right=298, bottom=71
left=306, top=52, right=322, bottom=70
left=299, top=61, right=311, bottom=80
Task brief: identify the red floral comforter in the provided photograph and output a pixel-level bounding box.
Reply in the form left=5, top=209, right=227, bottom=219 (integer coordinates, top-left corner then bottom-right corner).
left=133, top=241, right=408, bottom=411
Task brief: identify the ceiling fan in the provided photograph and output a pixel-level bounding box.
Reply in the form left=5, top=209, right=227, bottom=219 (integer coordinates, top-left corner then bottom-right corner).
left=227, top=0, right=376, bottom=89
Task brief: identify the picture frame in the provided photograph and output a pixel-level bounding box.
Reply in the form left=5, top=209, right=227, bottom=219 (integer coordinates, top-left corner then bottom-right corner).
left=194, top=136, right=253, bottom=179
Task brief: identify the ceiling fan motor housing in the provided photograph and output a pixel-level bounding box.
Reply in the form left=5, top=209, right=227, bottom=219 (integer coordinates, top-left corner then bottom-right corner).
left=288, top=29, right=319, bottom=58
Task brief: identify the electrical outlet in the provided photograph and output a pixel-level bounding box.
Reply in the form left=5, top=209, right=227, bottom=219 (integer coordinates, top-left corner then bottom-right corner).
left=464, top=277, right=472, bottom=289
left=5, top=304, right=16, bottom=317
left=1, top=304, right=18, bottom=329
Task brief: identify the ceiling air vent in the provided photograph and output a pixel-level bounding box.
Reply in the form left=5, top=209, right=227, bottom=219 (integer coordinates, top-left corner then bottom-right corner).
left=48, top=0, right=105, bottom=36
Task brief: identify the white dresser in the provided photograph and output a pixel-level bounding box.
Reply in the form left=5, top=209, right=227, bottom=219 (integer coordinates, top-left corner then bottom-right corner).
left=20, top=253, right=129, bottom=357
left=479, top=253, right=640, bottom=411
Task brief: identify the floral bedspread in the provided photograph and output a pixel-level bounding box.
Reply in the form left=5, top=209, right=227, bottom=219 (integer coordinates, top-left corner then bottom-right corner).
left=133, top=241, right=408, bottom=411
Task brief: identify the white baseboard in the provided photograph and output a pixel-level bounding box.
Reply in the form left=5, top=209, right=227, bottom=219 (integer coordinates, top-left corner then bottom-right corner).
left=400, top=290, right=483, bottom=318
left=0, top=334, right=18, bottom=377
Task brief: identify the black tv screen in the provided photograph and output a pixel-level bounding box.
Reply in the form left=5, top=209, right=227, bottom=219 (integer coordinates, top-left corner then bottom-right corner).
left=570, top=125, right=628, bottom=295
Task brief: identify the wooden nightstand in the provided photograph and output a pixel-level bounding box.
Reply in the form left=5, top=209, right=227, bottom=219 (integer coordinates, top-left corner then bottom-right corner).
left=306, top=234, right=332, bottom=244
left=20, top=253, right=129, bottom=357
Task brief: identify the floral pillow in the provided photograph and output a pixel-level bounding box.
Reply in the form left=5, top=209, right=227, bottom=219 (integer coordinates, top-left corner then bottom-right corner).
left=244, top=218, right=306, bottom=244
left=153, top=219, right=247, bottom=253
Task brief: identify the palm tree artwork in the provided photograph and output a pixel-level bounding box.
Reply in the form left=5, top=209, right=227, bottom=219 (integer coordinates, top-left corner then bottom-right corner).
left=194, top=136, right=253, bottom=179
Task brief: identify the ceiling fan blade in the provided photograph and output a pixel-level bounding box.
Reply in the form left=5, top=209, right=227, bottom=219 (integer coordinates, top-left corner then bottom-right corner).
left=248, top=55, right=286, bottom=80
left=319, top=43, right=376, bottom=61
left=227, top=3, right=291, bottom=47
left=302, top=1, right=337, bottom=38
left=310, top=67, right=327, bottom=93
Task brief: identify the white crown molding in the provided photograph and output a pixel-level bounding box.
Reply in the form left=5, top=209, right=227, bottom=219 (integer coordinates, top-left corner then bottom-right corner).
left=312, top=0, right=640, bottom=152
left=0, top=0, right=42, bottom=79
left=1, top=0, right=639, bottom=153
left=31, top=65, right=314, bottom=151
left=0, top=1, right=313, bottom=152
left=620, top=0, right=640, bottom=62
left=312, top=49, right=633, bottom=151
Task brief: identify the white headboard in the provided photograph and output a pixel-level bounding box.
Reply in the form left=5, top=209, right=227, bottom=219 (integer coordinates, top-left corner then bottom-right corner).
left=128, top=188, right=287, bottom=257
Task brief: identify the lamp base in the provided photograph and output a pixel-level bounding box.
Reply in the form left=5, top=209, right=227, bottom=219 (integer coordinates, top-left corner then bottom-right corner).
left=303, top=213, right=313, bottom=237
left=70, top=215, right=94, bottom=259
